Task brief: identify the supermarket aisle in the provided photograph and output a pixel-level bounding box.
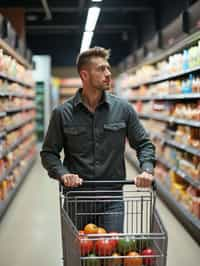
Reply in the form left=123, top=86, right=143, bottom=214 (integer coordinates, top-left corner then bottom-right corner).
left=126, top=160, right=200, bottom=266
left=0, top=152, right=63, bottom=266
left=0, top=153, right=199, bottom=266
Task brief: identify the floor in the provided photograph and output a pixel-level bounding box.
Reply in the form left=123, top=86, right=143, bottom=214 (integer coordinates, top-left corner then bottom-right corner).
left=0, top=151, right=199, bottom=266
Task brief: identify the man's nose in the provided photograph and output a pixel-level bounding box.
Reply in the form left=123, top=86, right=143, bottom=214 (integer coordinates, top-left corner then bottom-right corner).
left=105, top=68, right=111, bottom=77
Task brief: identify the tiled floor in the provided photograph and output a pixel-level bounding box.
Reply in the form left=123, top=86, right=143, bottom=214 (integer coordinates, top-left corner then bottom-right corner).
left=0, top=152, right=199, bottom=266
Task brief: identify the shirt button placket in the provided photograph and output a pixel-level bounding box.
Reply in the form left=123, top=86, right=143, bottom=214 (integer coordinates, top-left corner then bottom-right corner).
left=94, top=114, right=99, bottom=174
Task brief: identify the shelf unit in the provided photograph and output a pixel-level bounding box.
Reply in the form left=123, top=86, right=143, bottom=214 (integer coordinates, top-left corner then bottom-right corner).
left=130, top=93, right=200, bottom=102
left=149, top=132, right=200, bottom=157
left=138, top=113, right=200, bottom=128
left=156, top=157, right=200, bottom=189
left=0, top=155, right=36, bottom=219
left=0, top=128, right=35, bottom=161
left=118, top=30, right=200, bottom=243
left=131, top=65, right=200, bottom=89
left=0, top=72, right=33, bottom=88
left=0, top=37, right=36, bottom=219
left=125, top=149, right=200, bottom=244
left=156, top=180, right=200, bottom=245
left=0, top=38, right=31, bottom=69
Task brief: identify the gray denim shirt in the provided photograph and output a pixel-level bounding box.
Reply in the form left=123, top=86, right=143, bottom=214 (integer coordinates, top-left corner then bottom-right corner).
left=40, top=89, right=155, bottom=183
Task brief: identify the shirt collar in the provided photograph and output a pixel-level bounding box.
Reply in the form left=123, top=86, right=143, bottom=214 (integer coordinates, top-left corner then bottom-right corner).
left=73, top=88, right=111, bottom=108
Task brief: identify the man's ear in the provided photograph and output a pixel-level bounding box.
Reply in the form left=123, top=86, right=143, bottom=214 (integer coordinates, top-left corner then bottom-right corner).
left=80, top=69, right=88, bottom=82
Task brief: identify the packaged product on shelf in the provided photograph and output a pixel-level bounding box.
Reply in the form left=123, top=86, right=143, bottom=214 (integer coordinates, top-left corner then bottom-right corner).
left=170, top=171, right=189, bottom=201
left=1, top=180, right=8, bottom=200
left=187, top=186, right=200, bottom=219
left=6, top=174, right=14, bottom=190
left=0, top=183, right=3, bottom=200
left=0, top=137, right=5, bottom=155
left=0, top=159, right=5, bottom=177
left=183, top=50, right=189, bottom=71
left=181, top=75, right=193, bottom=94
left=192, top=77, right=200, bottom=92
left=192, top=198, right=200, bottom=219
left=153, top=101, right=171, bottom=116
left=175, top=126, right=190, bottom=145
left=155, top=163, right=169, bottom=186
left=5, top=153, right=14, bottom=170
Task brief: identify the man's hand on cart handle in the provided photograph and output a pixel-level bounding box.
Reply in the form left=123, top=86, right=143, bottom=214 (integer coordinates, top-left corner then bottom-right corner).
left=134, top=171, right=154, bottom=188
left=61, top=174, right=83, bottom=187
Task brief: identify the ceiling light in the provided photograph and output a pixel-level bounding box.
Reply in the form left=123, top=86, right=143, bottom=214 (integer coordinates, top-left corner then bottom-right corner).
left=85, top=7, right=101, bottom=31
left=91, top=0, right=103, bottom=2
left=80, top=31, right=94, bottom=53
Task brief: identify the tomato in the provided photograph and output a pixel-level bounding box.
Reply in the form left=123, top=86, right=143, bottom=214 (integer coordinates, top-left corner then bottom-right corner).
left=84, top=253, right=101, bottom=266
left=117, top=238, right=137, bottom=254
left=141, top=248, right=156, bottom=265
left=108, top=232, right=119, bottom=249
left=80, top=237, right=93, bottom=256
left=84, top=223, right=98, bottom=234
left=95, top=239, right=114, bottom=256
left=97, top=227, right=107, bottom=234
left=124, top=251, right=142, bottom=266
left=106, top=252, right=122, bottom=266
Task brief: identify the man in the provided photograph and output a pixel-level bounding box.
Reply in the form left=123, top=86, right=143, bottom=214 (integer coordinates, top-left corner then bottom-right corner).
left=40, top=47, right=155, bottom=231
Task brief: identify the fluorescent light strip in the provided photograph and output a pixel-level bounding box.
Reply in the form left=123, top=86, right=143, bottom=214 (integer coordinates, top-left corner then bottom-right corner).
left=80, top=31, right=94, bottom=53
left=91, top=0, right=102, bottom=2
left=85, top=7, right=101, bottom=31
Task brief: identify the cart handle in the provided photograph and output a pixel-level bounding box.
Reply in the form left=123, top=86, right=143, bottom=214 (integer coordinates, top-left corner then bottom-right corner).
left=82, top=179, right=156, bottom=191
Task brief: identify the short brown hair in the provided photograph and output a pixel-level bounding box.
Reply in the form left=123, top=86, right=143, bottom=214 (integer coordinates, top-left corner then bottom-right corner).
left=76, top=46, right=111, bottom=73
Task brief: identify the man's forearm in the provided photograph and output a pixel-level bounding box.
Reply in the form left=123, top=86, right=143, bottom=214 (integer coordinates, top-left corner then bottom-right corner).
left=40, top=149, right=69, bottom=180
left=137, top=139, right=155, bottom=174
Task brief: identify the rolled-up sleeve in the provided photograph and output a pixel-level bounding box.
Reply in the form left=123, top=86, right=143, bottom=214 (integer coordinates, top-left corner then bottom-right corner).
left=126, top=103, right=155, bottom=174
left=40, top=107, right=69, bottom=180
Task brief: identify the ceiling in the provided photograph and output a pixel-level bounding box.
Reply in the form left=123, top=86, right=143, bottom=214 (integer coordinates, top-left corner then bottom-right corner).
left=0, top=0, right=197, bottom=67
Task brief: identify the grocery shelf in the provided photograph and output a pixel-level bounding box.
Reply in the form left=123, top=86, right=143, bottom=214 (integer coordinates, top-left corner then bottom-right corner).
left=0, top=91, right=35, bottom=99
left=131, top=66, right=200, bottom=89
left=139, top=113, right=200, bottom=127
left=0, top=38, right=31, bottom=69
left=6, top=107, right=23, bottom=113
left=157, top=157, right=200, bottom=188
left=0, top=129, right=35, bottom=160
left=125, top=150, right=200, bottom=245
left=150, top=132, right=200, bottom=157
left=6, top=117, right=35, bottom=133
left=5, top=106, right=35, bottom=113
left=165, top=139, right=200, bottom=157
left=0, top=72, right=34, bottom=88
left=130, top=93, right=200, bottom=102
left=0, top=144, right=36, bottom=182
left=156, top=180, right=200, bottom=245
left=5, top=140, right=36, bottom=177
left=127, top=30, right=200, bottom=74
left=0, top=156, right=36, bottom=219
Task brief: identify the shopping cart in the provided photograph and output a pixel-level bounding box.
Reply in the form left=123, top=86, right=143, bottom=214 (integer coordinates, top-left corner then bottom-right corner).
left=59, top=180, right=168, bottom=266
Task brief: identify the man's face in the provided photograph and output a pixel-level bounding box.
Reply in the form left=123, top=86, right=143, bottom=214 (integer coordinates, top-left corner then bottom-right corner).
left=84, top=57, right=112, bottom=91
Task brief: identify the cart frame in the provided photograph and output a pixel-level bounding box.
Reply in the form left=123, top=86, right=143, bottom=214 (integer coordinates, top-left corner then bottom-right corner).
left=59, top=180, right=168, bottom=266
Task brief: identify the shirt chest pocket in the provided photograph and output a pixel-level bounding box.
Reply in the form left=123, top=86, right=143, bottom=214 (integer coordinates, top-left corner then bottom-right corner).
left=103, top=122, right=126, bottom=148
left=64, top=126, right=88, bottom=153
